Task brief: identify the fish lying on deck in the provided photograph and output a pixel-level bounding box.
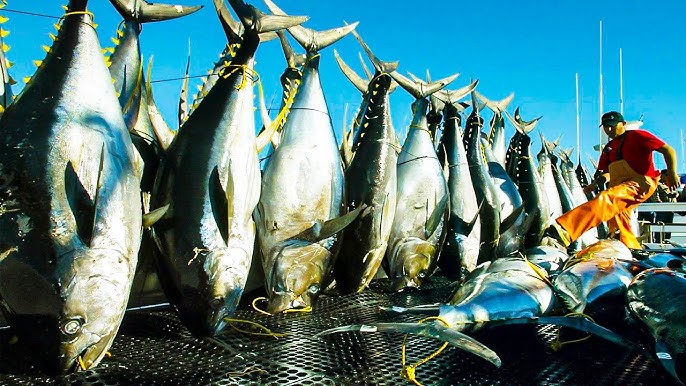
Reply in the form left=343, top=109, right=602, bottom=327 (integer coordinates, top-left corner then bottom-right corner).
left=627, top=267, right=686, bottom=385
left=552, top=239, right=635, bottom=323
left=0, top=0, right=142, bottom=373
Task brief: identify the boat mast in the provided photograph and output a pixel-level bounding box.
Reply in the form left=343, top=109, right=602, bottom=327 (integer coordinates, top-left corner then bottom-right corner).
left=619, top=47, right=624, bottom=115
left=598, top=20, right=604, bottom=154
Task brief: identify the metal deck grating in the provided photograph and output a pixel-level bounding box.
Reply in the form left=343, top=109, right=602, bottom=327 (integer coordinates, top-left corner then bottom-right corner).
left=0, top=276, right=678, bottom=385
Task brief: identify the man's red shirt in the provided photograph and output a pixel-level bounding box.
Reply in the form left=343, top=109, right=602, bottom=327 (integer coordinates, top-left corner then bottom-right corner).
left=597, top=129, right=664, bottom=178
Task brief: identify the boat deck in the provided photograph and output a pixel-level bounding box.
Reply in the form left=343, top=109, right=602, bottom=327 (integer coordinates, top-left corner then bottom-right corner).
left=0, top=276, right=677, bottom=385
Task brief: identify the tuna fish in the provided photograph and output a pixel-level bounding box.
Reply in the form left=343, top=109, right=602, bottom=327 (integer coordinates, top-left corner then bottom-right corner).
left=332, top=32, right=400, bottom=294
left=463, top=92, right=500, bottom=263
left=505, top=108, right=547, bottom=248
left=553, top=239, right=634, bottom=323
left=434, top=83, right=481, bottom=280
left=317, top=257, right=632, bottom=378
left=474, top=90, right=514, bottom=167
left=558, top=148, right=598, bottom=248
left=0, top=0, right=142, bottom=372
left=385, top=71, right=455, bottom=290
left=150, top=0, right=307, bottom=335
left=627, top=267, right=686, bottom=384
left=255, top=0, right=358, bottom=312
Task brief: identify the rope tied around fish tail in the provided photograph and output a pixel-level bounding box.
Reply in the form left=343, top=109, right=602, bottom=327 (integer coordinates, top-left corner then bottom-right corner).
left=306, top=53, right=320, bottom=65
left=223, top=317, right=288, bottom=339
left=400, top=316, right=451, bottom=386
left=58, top=11, right=96, bottom=29
left=220, top=64, right=260, bottom=91
left=549, top=312, right=594, bottom=351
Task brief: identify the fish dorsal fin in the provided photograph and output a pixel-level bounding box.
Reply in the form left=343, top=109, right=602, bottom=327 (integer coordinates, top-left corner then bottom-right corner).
left=264, top=0, right=356, bottom=53
left=291, top=205, right=366, bottom=243
left=179, top=39, right=191, bottom=127
left=333, top=49, right=367, bottom=93
left=277, top=30, right=305, bottom=68
left=109, top=0, right=203, bottom=23
left=143, top=204, right=169, bottom=228
left=358, top=51, right=373, bottom=79
left=209, top=164, right=233, bottom=245
left=145, top=56, right=176, bottom=150
left=391, top=71, right=458, bottom=100
left=425, top=193, right=449, bottom=239
left=350, top=28, right=398, bottom=75
left=255, top=89, right=277, bottom=152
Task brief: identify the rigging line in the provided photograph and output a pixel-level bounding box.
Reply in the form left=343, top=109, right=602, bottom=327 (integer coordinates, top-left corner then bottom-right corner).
left=2, top=8, right=60, bottom=19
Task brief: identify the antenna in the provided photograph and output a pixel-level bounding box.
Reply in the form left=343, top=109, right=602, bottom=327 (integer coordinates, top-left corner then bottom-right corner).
left=619, top=48, right=624, bottom=115
left=576, top=73, right=580, bottom=162
left=598, top=20, right=604, bottom=154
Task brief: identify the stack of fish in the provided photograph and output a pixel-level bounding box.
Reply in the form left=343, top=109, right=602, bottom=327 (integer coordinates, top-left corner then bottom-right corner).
left=1, top=1, right=684, bottom=382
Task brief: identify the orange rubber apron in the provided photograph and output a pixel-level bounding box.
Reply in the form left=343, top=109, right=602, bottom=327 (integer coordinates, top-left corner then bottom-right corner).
left=557, top=137, right=658, bottom=249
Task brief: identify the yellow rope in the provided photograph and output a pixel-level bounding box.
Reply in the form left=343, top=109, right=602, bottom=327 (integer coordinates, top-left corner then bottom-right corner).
left=58, top=11, right=95, bottom=28
left=549, top=312, right=594, bottom=351
left=220, top=64, right=259, bottom=91
left=271, top=74, right=301, bottom=133
left=223, top=318, right=288, bottom=339
left=251, top=296, right=273, bottom=316
left=283, top=305, right=313, bottom=314
left=400, top=316, right=451, bottom=386
left=522, top=254, right=553, bottom=286
left=77, top=355, right=87, bottom=371
left=563, top=251, right=595, bottom=271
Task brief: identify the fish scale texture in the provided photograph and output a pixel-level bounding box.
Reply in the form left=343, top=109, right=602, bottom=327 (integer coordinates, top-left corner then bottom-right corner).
left=0, top=276, right=675, bottom=386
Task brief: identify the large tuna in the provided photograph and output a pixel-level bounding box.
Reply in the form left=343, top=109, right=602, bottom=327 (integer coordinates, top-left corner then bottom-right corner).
left=434, top=83, right=481, bottom=280
left=505, top=108, right=548, bottom=248
left=150, top=0, right=307, bottom=335
left=0, top=0, right=142, bottom=372
left=385, top=71, right=455, bottom=290
left=332, top=32, right=399, bottom=294
left=627, top=267, right=686, bottom=385
left=255, top=0, right=357, bottom=312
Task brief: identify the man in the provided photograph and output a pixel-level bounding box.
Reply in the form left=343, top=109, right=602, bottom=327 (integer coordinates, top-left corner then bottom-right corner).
left=544, top=111, right=679, bottom=250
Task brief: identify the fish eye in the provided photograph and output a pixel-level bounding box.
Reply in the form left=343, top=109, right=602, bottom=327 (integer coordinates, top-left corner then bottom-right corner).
left=307, top=284, right=320, bottom=294
left=209, top=297, right=225, bottom=310
left=60, top=317, right=84, bottom=338
left=417, top=271, right=427, bottom=279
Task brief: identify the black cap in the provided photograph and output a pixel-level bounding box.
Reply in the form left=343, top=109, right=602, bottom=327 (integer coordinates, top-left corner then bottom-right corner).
left=599, top=111, right=625, bottom=127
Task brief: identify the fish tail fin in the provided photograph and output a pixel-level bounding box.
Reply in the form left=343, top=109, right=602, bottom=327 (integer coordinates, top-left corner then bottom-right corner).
left=110, top=0, right=203, bottom=23
left=314, top=322, right=501, bottom=367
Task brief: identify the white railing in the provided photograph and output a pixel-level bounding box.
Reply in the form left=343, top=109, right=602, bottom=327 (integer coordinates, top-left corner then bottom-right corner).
left=636, top=202, right=686, bottom=249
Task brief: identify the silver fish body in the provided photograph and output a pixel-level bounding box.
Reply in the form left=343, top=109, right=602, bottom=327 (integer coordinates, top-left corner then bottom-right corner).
left=0, top=3, right=141, bottom=373
left=255, top=54, right=345, bottom=312
left=437, top=104, right=480, bottom=280
left=335, top=72, right=397, bottom=294
left=440, top=257, right=555, bottom=332
left=627, top=267, right=686, bottom=384
left=386, top=97, right=448, bottom=290
left=150, top=3, right=273, bottom=335
left=553, top=240, right=634, bottom=318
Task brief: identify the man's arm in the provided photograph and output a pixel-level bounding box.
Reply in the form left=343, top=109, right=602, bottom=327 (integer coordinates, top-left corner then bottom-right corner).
left=655, top=144, right=679, bottom=189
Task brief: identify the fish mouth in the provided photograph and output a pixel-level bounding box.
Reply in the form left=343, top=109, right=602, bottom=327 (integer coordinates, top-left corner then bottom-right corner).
left=60, top=331, right=115, bottom=373
left=208, top=290, right=243, bottom=336
left=267, top=290, right=316, bottom=314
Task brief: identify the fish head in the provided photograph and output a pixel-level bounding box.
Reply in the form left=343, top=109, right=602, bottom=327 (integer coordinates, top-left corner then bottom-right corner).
left=442, top=233, right=480, bottom=275
left=267, top=240, right=331, bottom=313
left=203, top=247, right=251, bottom=335
left=57, top=249, right=133, bottom=372
left=391, top=238, right=436, bottom=291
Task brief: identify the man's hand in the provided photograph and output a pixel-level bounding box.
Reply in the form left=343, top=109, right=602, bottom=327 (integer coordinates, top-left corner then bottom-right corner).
left=664, top=169, right=681, bottom=190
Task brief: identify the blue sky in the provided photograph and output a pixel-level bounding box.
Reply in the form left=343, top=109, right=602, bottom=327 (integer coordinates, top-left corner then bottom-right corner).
left=5, top=0, right=686, bottom=172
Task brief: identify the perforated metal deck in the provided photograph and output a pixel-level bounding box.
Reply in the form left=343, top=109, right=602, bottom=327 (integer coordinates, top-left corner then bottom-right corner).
left=0, top=277, right=677, bottom=385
